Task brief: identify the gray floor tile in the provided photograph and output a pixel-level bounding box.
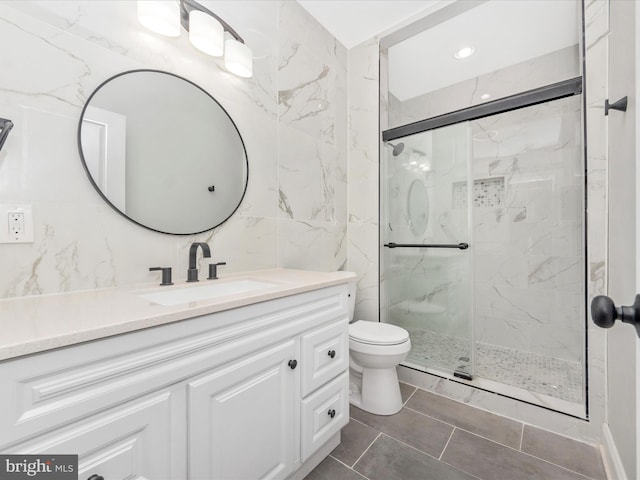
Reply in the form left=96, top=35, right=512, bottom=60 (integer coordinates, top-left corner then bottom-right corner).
left=331, top=418, right=380, bottom=467
left=354, top=434, right=477, bottom=480
left=400, top=382, right=417, bottom=404
left=442, top=429, right=592, bottom=480
left=521, top=425, right=607, bottom=480
left=406, top=389, right=522, bottom=448
left=304, top=456, right=365, bottom=480
left=350, top=405, right=454, bottom=458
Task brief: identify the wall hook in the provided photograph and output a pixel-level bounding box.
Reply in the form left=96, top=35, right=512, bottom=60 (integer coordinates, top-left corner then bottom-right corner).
left=604, top=96, right=628, bottom=115
left=0, top=118, right=14, bottom=153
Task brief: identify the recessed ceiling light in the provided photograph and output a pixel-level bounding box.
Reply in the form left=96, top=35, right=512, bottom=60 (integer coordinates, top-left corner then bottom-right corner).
left=454, top=46, right=475, bottom=59
left=480, top=93, right=491, bottom=100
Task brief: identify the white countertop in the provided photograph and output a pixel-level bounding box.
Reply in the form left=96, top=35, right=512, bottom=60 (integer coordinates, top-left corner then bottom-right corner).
left=0, top=269, right=356, bottom=361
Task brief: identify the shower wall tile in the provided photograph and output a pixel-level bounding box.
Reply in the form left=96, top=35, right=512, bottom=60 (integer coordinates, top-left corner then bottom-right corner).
left=0, top=0, right=347, bottom=299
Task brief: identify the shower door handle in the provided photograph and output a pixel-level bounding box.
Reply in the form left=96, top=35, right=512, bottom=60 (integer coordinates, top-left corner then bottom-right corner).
left=591, top=294, right=640, bottom=338
left=384, top=242, right=469, bottom=250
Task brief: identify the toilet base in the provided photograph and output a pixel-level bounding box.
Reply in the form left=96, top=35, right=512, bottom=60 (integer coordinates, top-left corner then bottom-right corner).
left=349, top=366, right=403, bottom=415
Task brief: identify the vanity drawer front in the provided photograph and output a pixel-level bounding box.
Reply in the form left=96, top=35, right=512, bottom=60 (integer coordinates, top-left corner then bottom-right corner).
left=300, top=371, right=349, bottom=462
left=300, top=319, right=348, bottom=396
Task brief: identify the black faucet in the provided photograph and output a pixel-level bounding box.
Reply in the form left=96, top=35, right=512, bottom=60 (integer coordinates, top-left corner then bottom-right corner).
left=187, top=242, right=211, bottom=282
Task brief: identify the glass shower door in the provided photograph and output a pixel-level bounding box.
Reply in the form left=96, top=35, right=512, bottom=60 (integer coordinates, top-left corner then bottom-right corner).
left=382, top=122, right=473, bottom=378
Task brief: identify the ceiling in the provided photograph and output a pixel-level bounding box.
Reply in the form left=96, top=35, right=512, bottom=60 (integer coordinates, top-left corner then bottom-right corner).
left=297, top=0, right=580, bottom=102
left=296, top=0, right=440, bottom=49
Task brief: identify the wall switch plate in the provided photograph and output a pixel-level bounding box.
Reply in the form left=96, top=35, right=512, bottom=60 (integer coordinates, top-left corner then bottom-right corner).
left=0, top=204, right=34, bottom=243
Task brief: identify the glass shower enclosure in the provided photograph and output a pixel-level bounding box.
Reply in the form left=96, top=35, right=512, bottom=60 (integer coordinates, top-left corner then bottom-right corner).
left=381, top=82, right=586, bottom=415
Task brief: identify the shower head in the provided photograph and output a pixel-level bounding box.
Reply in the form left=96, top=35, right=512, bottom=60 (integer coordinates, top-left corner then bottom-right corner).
left=387, top=142, right=405, bottom=156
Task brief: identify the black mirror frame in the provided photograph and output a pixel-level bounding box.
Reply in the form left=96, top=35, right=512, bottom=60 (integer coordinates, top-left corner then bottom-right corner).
left=77, top=69, right=249, bottom=236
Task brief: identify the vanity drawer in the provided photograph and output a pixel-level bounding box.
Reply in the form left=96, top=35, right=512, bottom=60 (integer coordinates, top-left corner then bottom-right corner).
left=300, top=319, right=348, bottom=396
left=300, top=371, right=349, bottom=462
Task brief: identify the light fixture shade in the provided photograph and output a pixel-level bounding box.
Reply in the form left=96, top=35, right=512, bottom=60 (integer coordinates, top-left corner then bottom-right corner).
left=224, top=39, right=253, bottom=78
left=137, top=0, right=181, bottom=37
left=189, top=10, right=224, bottom=56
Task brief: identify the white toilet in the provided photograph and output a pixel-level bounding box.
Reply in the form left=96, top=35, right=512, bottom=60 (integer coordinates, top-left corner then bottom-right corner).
left=347, top=281, right=411, bottom=415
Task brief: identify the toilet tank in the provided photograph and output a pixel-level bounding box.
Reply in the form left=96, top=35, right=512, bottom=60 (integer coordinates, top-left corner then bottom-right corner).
left=347, top=279, right=357, bottom=322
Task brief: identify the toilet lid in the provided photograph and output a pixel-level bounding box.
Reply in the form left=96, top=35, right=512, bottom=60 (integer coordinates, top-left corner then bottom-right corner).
left=349, top=321, right=409, bottom=345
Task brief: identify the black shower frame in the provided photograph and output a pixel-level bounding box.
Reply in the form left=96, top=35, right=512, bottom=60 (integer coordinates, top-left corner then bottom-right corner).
left=382, top=76, right=582, bottom=142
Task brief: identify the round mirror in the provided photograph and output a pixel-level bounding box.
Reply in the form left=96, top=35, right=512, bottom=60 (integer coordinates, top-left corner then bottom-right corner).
left=407, top=178, right=429, bottom=236
left=78, top=70, right=248, bottom=235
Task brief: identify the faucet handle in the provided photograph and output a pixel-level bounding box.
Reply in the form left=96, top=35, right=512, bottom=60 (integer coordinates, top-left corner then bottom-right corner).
left=208, top=262, right=227, bottom=280
left=149, top=267, right=173, bottom=286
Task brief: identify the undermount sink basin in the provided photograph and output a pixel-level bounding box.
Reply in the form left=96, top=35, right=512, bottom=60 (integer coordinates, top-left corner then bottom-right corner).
left=138, top=279, right=279, bottom=306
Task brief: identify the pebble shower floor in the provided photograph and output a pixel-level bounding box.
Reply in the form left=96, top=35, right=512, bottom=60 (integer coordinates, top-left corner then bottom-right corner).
left=405, top=328, right=583, bottom=404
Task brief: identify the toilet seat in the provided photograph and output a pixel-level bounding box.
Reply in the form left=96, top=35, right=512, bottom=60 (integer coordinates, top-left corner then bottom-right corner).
left=349, top=320, right=409, bottom=346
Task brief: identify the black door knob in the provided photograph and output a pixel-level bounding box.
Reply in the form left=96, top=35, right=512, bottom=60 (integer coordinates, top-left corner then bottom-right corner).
left=328, top=409, right=336, bottom=418
left=591, top=294, right=640, bottom=337
left=288, top=359, right=297, bottom=369
left=328, top=350, right=336, bottom=358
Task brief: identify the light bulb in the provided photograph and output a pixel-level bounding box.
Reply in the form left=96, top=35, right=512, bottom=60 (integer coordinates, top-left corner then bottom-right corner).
left=224, top=38, right=253, bottom=78
left=189, top=10, right=224, bottom=56
left=454, top=46, right=475, bottom=59
left=137, top=0, right=181, bottom=37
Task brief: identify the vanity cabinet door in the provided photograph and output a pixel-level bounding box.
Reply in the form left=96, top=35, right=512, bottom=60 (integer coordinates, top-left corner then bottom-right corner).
left=6, top=390, right=180, bottom=480
left=188, top=340, right=297, bottom=480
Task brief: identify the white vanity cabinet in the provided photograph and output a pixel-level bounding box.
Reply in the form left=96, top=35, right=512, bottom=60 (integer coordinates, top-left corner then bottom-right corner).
left=0, top=283, right=350, bottom=480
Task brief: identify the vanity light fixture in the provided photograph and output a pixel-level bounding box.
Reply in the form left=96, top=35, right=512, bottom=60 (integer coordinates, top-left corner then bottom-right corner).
left=454, top=45, right=475, bottom=59
left=0, top=118, right=14, bottom=153
left=136, top=0, right=252, bottom=78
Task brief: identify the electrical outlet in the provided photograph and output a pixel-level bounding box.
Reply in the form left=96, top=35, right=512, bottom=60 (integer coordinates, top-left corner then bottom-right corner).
left=8, top=211, right=25, bottom=239
left=0, top=204, right=34, bottom=243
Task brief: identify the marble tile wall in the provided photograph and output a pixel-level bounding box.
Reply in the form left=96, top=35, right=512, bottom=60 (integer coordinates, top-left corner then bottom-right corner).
left=472, top=95, right=585, bottom=363
left=347, top=38, right=380, bottom=322
left=0, top=0, right=347, bottom=299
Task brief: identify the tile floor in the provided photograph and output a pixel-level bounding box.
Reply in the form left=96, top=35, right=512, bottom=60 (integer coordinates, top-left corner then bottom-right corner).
left=305, top=383, right=606, bottom=480
left=405, top=327, right=583, bottom=403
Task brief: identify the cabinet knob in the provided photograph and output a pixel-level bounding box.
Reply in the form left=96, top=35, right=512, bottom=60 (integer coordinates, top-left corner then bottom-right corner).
left=87, top=475, right=104, bottom=480
left=328, top=409, right=336, bottom=418
left=327, top=350, right=336, bottom=358
left=288, top=359, right=298, bottom=369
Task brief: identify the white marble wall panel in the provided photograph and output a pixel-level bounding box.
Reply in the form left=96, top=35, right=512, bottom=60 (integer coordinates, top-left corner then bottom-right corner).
left=276, top=1, right=347, bottom=274
left=0, top=0, right=348, bottom=299
left=348, top=38, right=380, bottom=322
left=278, top=123, right=336, bottom=222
